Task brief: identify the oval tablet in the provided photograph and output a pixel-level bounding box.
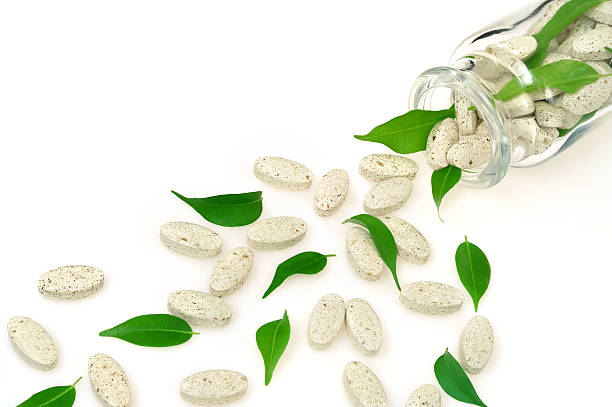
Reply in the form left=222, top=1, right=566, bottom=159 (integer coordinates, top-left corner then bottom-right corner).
left=38, top=265, right=104, bottom=300
left=346, top=227, right=389, bottom=281
left=314, top=169, right=349, bottom=217
left=345, top=298, right=382, bottom=356
left=399, top=282, right=464, bottom=315
left=168, top=290, right=232, bottom=328
left=7, top=316, right=57, bottom=370
left=405, top=384, right=441, bottom=407
left=253, top=156, right=313, bottom=190
left=88, top=353, right=130, bottom=407
left=425, top=118, right=459, bottom=170
left=307, top=293, right=345, bottom=350
left=343, top=361, right=388, bottom=407
left=246, top=216, right=307, bottom=250
left=160, top=221, right=222, bottom=258
left=358, top=154, right=418, bottom=182
left=363, top=177, right=412, bottom=216
left=181, top=370, right=248, bottom=405
left=209, top=247, right=254, bottom=297
left=459, top=315, right=494, bottom=375
left=380, top=216, right=430, bottom=264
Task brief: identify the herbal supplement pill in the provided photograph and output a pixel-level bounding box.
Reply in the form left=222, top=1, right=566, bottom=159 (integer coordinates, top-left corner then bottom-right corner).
left=160, top=221, right=222, bottom=258
left=405, top=384, right=441, bottom=407
left=167, top=290, right=232, bottom=328
left=246, top=216, right=307, bottom=250
left=209, top=246, right=253, bottom=297
left=487, top=35, right=538, bottom=61
left=363, top=177, right=412, bottom=216
left=38, top=265, right=104, bottom=300
left=455, top=93, right=478, bottom=136
left=358, top=154, right=418, bottom=182
left=7, top=316, right=57, bottom=370
left=307, top=293, right=345, bottom=350
left=345, top=298, right=383, bottom=356
left=314, top=169, right=350, bottom=217
left=585, top=1, right=612, bottom=25
left=343, top=361, right=388, bottom=407
left=253, top=156, right=313, bottom=190
left=459, top=315, right=494, bottom=375
left=446, top=136, right=492, bottom=169
left=571, top=24, right=612, bottom=60
left=425, top=118, right=459, bottom=170
left=561, top=61, right=612, bottom=115
left=180, top=370, right=248, bottom=405
left=346, top=227, right=389, bottom=281
left=380, top=216, right=430, bottom=265
left=556, top=16, right=598, bottom=55
left=512, top=117, right=556, bottom=155
left=88, top=353, right=130, bottom=407
left=399, top=281, right=464, bottom=315
left=501, top=93, right=535, bottom=117
left=535, top=101, right=565, bottom=128
left=526, top=0, right=567, bottom=35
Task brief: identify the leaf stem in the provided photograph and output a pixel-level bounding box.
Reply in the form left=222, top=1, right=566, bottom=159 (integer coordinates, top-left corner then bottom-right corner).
left=72, top=376, right=83, bottom=387
left=324, top=254, right=336, bottom=258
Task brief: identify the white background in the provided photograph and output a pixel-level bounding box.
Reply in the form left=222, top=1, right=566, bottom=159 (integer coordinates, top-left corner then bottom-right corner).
left=1, top=1, right=611, bottom=406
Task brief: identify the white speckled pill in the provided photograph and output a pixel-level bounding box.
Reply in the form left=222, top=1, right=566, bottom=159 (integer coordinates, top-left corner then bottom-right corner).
left=556, top=16, right=598, bottom=56
left=358, top=154, right=418, bottom=182
left=405, top=384, right=441, bottom=407
left=363, top=177, right=412, bottom=216
left=459, top=315, right=494, bottom=375
left=487, top=35, right=537, bottom=61
left=346, top=227, right=389, bottom=281
left=343, top=361, right=388, bottom=407
left=425, top=118, right=459, bottom=170
left=380, top=216, right=430, bottom=265
left=180, top=370, right=248, bottom=405
left=345, top=298, right=382, bottom=356
left=455, top=93, right=478, bottom=136
left=168, top=290, right=232, bottom=328
left=209, top=247, right=253, bottom=297
left=399, top=282, right=464, bottom=315
left=7, top=316, right=57, bottom=370
left=561, top=61, right=612, bottom=115
left=307, top=293, right=345, bottom=350
left=501, top=93, right=535, bottom=117
left=88, top=353, right=130, bottom=407
left=160, top=221, right=222, bottom=258
left=585, top=1, right=612, bottom=25
left=246, top=216, right=307, bottom=250
left=571, top=24, right=612, bottom=60
left=526, top=0, right=567, bottom=35
left=512, top=117, right=556, bottom=155
left=535, top=101, right=565, bottom=128
left=38, top=265, right=104, bottom=300
left=446, top=135, right=492, bottom=170
left=314, top=169, right=350, bottom=217
left=253, top=156, right=313, bottom=190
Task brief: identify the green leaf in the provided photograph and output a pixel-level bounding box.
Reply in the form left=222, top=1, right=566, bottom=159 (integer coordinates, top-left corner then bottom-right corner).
left=558, top=110, right=597, bottom=137
left=435, top=349, right=487, bottom=407
left=605, top=47, right=612, bottom=52
left=495, top=60, right=606, bottom=101
left=99, top=314, right=199, bottom=347
left=431, top=165, right=461, bottom=220
left=525, top=0, right=608, bottom=68
left=256, top=310, right=291, bottom=385
left=263, top=252, right=335, bottom=299
left=17, top=377, right=82, bottom=407
left=172, top=190, right=263, bottom=227
left=354, top=106, right=456, bottom=154
left=455, top=236, right=491, bottom=312
left=343, top=214, right=399, bottom=290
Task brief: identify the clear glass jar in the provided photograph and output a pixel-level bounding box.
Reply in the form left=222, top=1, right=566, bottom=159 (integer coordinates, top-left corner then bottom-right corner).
left=409, top=0, right=612, bottom=188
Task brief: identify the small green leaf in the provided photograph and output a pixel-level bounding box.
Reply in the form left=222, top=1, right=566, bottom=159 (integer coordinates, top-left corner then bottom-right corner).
left=256, top=310, right=291, bottom=385
left=558, top=110, right=597, bottom=137
left=17, top=377, right=82, bottom=407
left=431, top=165, right=461, bottom=220
left=343, top=214, right=399, bottom=290
left=525, top=0, right=608, bottom=68
left=99, top=314, right=199, bottom=347
left=605, top=46, right=612, bottom=52
left=172, top=190, right=263, bottom=227
left=263, top=252, right=335, bottom=299
left=467, top=105, right=476, bottom=111
left=354, top=106, right=456, bottom=154
left=455, top=236, right=491, bottom=312
left=435, top=349, right=487, bottom=407
left=495, top=60, right=606, bottom=101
